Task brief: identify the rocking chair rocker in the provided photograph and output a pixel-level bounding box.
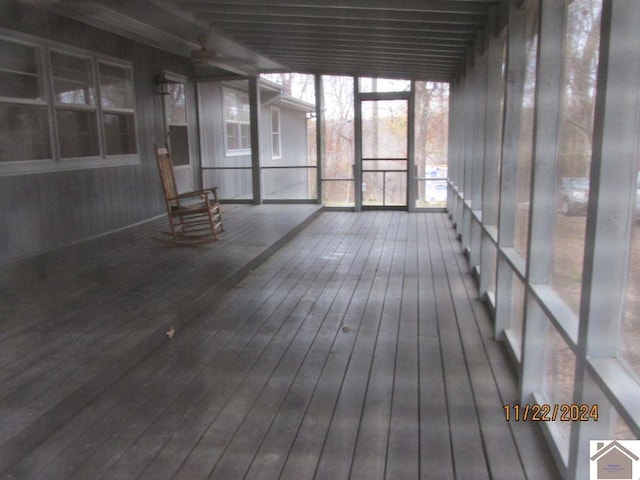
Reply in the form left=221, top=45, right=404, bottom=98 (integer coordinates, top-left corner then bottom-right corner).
left=155, top=145, right=224, bottom=245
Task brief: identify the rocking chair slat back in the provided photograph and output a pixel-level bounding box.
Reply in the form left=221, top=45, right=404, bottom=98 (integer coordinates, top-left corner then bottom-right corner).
left=156, top=147, right=179, bottom=209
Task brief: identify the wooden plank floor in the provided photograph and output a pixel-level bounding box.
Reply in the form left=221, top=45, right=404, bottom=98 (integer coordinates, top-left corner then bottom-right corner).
left=0, top=204, right=322, bottom=475
left=0, top=211, right=559, bottom=479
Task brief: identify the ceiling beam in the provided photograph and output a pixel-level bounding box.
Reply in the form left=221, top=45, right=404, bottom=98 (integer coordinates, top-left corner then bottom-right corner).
left=253, top=45, right=464, bottom=61
left=229, top=35, right=468, bottom=54
left=271, top=54, right=460, bottom=69
left=224, top=28, right=473, bottom=47
left=221, top=23, right=475, bottom=41
left=176, top=0, right=494, bottom=15
left=179, top=5, right=486, bottom=25
left=205, top=15, right=481, bottom=34
left=268, top=62, right=453, bottom=81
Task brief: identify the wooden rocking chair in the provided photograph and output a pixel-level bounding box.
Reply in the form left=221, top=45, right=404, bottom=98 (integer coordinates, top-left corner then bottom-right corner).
left=155, top=145, right=224, bottom=245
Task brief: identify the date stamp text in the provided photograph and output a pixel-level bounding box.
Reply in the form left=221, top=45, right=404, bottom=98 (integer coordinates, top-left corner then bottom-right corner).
left=504, top=403, right=599, bottom=422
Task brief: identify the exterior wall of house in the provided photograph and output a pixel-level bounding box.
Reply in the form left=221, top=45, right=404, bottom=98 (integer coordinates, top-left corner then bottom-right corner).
left=0, top=4, right=197, bottom=264
left=199, top=81, right=253, bottom=201
left=261, top=104, right=310, bottom=199
left=198, top=80, right=312, bottom=201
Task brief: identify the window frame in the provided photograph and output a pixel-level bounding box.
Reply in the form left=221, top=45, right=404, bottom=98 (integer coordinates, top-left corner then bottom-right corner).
left=0, top=28, right=140, bottom=176
left=161, top=71, right=191, bottom=168
left=0, top=35, right=53, bottom=165
left=270, top=106, right=282, bottom=160
left=222, top=86, right=251, bottom=156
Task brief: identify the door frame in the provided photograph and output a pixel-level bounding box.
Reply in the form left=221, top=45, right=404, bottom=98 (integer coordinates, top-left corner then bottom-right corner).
left=355, top=88, right=415, bottom=211
left=161, top=71, right=194, bottom=193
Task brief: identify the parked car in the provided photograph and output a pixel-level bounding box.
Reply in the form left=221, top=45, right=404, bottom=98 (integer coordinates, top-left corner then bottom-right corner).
left=425, top=180, right=448, bottom=204
left=559, top=177, right=589, bottom=216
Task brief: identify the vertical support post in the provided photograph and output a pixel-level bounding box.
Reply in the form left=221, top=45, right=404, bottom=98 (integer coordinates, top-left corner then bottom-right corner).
left=315, top=74, right=324, bottom=204
left=454, top=77, right=467, bottom=235
left=494, top=0, right=527, bottom=338
left=462, top=69, right=473, bottom=250
left=470, top=49, right=488, bottom=270
left=479, top=20, right=505, bottom=299
left=407, top=81, right=416, bottom=212
left=248, top=75, right=262, bottom=204
left=353, top=77, right=362, bottom=211
left=447, top=84, right=457, bottom=221
left=446, top=83, right=456, bottom=220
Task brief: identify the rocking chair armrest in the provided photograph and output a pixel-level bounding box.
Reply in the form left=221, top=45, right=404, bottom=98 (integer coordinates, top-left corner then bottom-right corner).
left=207, top=186, right=220, bottom=202
left=178, top=188, right=220, bottom=203
left=170, top=190, right=214, bottom=201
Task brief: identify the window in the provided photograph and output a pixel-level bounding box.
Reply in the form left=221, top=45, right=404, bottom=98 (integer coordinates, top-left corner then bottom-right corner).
left=270, top=106, right=281, bottom=159
left=223, top=88, right=250, bottom=154
left=0, top=32, right=138, bottom=175
left=99, top=62, right=136, bottom=156
left=0, top=37, right=51, bottom=162
left=51, top=50, right=99, bottom=158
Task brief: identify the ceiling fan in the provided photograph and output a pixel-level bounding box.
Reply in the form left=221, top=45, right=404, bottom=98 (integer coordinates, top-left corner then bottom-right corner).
left=190, top=35, right=219, bottom=64
left=189, top=35, right=253, bottom=74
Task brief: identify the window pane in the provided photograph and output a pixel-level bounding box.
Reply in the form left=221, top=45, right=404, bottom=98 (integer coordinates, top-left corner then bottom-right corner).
left=362, top=170, right=405, bottom=206
left=322, top=75, right=354, bottom=206
left=57, top=109, right=99, bottom=158
left=263, top=167, right=317, bottom=200
left=0, top=103, right=51, bottom=161
left=164, top=82, right=186, bottom=125
left=99, top=63, right=134, bottom=109
left=225, top=123, right=238, bottom=151
left=552, top=0, right=602, bottom=313
left=224, top=89, right=250, bottom=123
left=415, top=81, right=449, bottom=209
left=322, top=180, right=354, bottom=207
left=0, top=71, right=41, bottom=100
left=51, top=51, right=95, bottom=105
left=240, top=124, right=251, bottom=150
left=271, top=133, right=281, bottom=158
left=169, top=125, right=189, bottom=166
left=483, top=35, right=506, bottom=225
left=260, top=73, right=317, bottom=195
left=223, top=87, right=251, bottom=153
left=103, top=112, right=136, bottom=155
left=514, top=2, right=538, bottom=258
left=238, top=95, right=250, bottom=122
left=361, top=100, right=407, bottom=159
left=224, top=90, right=238, bottom=120
left=261, top=72, right=317, bottom=171
left=542, top=324, right=576, bottom=455
left=359, top=78, right=411, bottom=93
left=622, top=171, right=640, bottom=382
left=0, top=39, right=42, bottom=100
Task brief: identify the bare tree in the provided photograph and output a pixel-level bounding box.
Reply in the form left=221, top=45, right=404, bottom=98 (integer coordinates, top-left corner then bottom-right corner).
left=559, top=0, right=602, bottom=178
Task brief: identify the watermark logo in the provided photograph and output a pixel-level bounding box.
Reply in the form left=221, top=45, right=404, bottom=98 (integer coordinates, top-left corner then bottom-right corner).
left=590, top=440, right=640, bottom=480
